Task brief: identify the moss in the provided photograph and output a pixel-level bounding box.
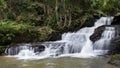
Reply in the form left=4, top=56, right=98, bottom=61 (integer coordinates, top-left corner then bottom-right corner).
left=0, top=46, right=7, bottom=54
left=112, top=54, right=120, bottom=60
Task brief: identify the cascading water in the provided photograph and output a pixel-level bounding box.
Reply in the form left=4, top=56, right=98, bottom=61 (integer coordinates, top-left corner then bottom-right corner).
left=5, top=17, right=115, bottom=59
left=93, top=27, right=116, bottom=55
left=60, top=17, right=114, bottom=58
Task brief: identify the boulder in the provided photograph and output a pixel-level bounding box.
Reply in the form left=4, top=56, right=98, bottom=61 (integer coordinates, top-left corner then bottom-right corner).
left=81, top=16, right=100, bottom=28
left=48, top=31, right=62, bottom=41
left=108, top=54, right=120, bottom=66
left=90, top=26, right=105, bottom=42
left=108, top=60, right=120, bottom=66
left=109, top=37, right=120, bottom=54
left=81, top=18, right=96, bottom=27
left=111, top=15, right=120, bottom=25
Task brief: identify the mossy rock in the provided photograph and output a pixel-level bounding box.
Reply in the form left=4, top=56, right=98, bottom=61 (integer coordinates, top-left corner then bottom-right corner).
left=108, top=54, right=120, bottom=66
left=0, top=46, right=7, bottom=55
left=111, top=54, right=120, bottom=60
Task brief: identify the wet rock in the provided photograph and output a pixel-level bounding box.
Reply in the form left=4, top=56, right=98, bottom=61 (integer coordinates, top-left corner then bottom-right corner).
left=81, top=17, right=100, bottom=28
left=90, top=26, right=105, bottom=42
left=81, top=18, right=96, bottom=27
left=108, top=25, right=120, bottom=54
left=31, top=43, right=45, bottom=53
left=109, top=37, right=120, bottom=54
left=111, top=15, right=120, bottom=25
left=108, top=54, right=120, bottom=66
left=5, top=43, right=45, bottom=55
left=108, top=60, right=120, bottom=66
left=5, top=42, right=66, bottom=55
left=0, top=46, right=7, bottom=55
left=48, top=31, right=62, bottom=41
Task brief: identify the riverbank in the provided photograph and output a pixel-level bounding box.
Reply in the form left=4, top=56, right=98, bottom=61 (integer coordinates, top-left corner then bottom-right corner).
left=108, top=54, right=120, bottom=66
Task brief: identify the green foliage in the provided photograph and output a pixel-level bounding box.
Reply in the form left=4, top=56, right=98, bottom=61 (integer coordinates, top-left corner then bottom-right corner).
left=0, top=21, right=42, bottom=44
left=99, top=0, right=120, bottom=15
left=0, top=0, right=120, bottom=44
left=0, top=0, right=7, bottom=9
left=38, top=26, right=53, bottom=41
left=0, top=21, right=54, bottom=44
left=84, top=0, right=120, bottom=15
left=0, top=21, right=15, bottom=44
left=47, top=11, right=57, bottom=29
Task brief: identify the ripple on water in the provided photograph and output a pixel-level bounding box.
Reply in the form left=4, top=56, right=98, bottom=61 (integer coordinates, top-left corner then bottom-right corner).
left=0, top=56, right=119, bottom=68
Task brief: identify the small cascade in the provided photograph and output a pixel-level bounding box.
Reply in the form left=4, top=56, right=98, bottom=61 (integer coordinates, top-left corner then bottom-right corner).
left=93, top=27, right=116, bottom=55
left=5, top=42, right=65, bottom=59
left=5, top=17, right=115, bottom=59
left=16, top=46, right=36, bottom=59
left=5, top=44, right=45, bottom=55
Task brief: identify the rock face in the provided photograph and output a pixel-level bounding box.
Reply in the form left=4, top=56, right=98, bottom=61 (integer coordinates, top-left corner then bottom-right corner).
left=81, top=18, right=97, bottom=27
left=48, top=31, right=62, bottom=41
left=109, top=37, right=120, bottom=54
left=90, top=26, right=105, bottom=42
left=81, top=15, right=101, bottom=28
left=111, top=15, right=120, bottom=25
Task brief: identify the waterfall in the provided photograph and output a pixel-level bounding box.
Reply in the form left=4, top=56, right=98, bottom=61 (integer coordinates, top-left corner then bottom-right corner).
left=93, top=27, right=116, bottom=55
left=5, top=17, right=115, bottom=59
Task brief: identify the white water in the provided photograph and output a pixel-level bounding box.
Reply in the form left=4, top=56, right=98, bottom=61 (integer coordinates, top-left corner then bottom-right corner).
left=93, top=27, right=115, bottom=55
left=6, top=17, right=115, bottom=59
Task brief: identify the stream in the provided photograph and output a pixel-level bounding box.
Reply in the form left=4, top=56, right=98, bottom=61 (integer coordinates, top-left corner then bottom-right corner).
left=0, top=56, right=119, bottom=68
